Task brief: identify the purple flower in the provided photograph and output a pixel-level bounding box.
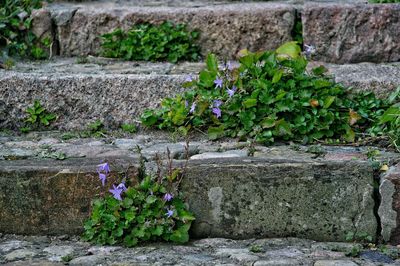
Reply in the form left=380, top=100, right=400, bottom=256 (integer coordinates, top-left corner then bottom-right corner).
left=212, top=107, right=221, bottom=118
left=226, top=61, right=234, bottom=71
left=303, top=44, right=316, bottom=57
left=97, top=162, right=110, bottom=174
left=214, top=77, right=223, bottom=89
left=163, top=193, right=173, bottom=202
left=117, top=182, right=127, bottom=192
left=190, top=102, right=196, bottom=113
left=166, top=209, right=174, bottom=218
left=185, top=75, right=193, bottom=82
left=227, top=85, right=237, bottom=97
left=185, top=100, right=189, bottom=108
left=213, top=100, right=222, bottom=108
left=99, top=173, right=106, bottom=186
left=109, top=184, right=123, bottom=201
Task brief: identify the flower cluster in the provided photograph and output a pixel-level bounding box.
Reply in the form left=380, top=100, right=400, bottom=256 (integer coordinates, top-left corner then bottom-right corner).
left=182, top=60, right=238, bottom=120
left=163, top=193, right=174, bottom=217
left=97, top=162, right=110, bottom=186
left=97, top=162, right=127, bottom=201
left=96, top=163, right=177, bottom=219
left=84, top=161, right=196, bottom=247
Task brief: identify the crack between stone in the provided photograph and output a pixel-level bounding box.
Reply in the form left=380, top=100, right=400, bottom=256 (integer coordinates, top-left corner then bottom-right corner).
left=373, top=168, right=383, bottom=244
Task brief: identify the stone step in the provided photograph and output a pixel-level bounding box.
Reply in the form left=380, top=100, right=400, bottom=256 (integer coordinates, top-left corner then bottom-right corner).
left=29, top=0, right=400, bottom=63
left=1, top=234, right=399, bottom=265
left=1, top=58, right=399, bottom=131
left=1, top=132, right=399, bottom=242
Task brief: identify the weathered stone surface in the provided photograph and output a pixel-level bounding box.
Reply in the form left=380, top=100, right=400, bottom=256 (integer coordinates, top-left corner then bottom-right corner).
left=43, top=245, right=74, bottom=262
left=0, top=71, right=184, bottom=130
left=379, top=163, right=400, bottom=245
left=190, top=149, right=247, bottom=160
left=47, top=2, right=294, bottom=58
left=4, top=249, right=36, bottom=261
left=2, top=234, right=397, bottom=265
left=303, top=3, right=400, bottom=63
left=182, top=157, right=377, bottom=241
left=308, top=62, right=400, bottom=98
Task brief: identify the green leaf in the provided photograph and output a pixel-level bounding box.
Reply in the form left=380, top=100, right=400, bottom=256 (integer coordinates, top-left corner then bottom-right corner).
left=344, top=128, right=355, bottom=142
left=380, top=106, right=400, bottom=124
left=388, top=87, right=400, bottom=104
left=151, top=225, right=164, bottom=236
left=123, top=209, right=135, bottom=222
left=124, top=235, right=138, bottom=247
left=146, top=195, right=158, bottom=204
left=276, top=41, right=301, bottom=60
left=171, top=106, right=187, bottom=126
left=208, top=125, right=225, bottom=140
left=261, top=117, right=276, bottom=128
left=169, top=224, right=191, bottom=244
left=274, top=119, right=292, bottom=136
left=242, top=98, right=257, bottom=108
left=323, top=96, right=336, bottom=109
left=206, top=53, right=218, bottom=73
left=141, top=110, right=159, bottom=126
left=312, top=65, right=328, bottom=76
left=272, top=70, right=283, bottom=84
left=198, top=70, right=216, bottom=87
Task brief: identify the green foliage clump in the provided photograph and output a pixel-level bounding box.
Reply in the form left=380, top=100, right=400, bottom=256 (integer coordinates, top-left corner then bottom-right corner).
left=101, top=21, right=201, bottom=63
left=20, top=100, right=56, bottom=133
left=121, top=123, right=137, bottom=134
left=376, top=103, right=400, bottom=150
left=0, top=0, right=48, bottom=59
left=82, top=155, right=195, bottom=247
left=141, top=42, right=398, bottom=146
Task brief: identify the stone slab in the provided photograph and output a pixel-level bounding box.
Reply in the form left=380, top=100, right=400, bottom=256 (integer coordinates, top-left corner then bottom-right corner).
left=303, top=3, right=400, bottom=63
left=0, top=71, right=185, bottom=131
left=182, top=157, right=376, bottom=242
left=46, top=2, right=295, bottom=58
left=1, top=133, right=396, bottom=240
left=1, top=59, right=400, bottom=131
left=379, top=163, right=400, bottom=245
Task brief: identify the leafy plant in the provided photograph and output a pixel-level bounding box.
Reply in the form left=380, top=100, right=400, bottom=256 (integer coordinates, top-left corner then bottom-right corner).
left=345, top=231, right=373, bottom=243
left=121, top=123, right=137, bottom=134
left=366, top=87, right=400, bottom=151
left=101, top=21, right=201, bottom=63
left=0, top=0, right=47, bottom=59
left=21, top=100, right=56, bottom=132
left=141, top=42, right=397, bottom=146
left=82, top=149, right=195, bottom=247
left=81, top=120, right=107, bottom=138
left=249, top=244, right=264, bottom=253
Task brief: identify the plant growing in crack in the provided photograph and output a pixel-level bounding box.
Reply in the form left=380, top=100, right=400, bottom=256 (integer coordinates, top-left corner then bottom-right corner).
left=20, top=100, right=57, bottom=133
left=82, top=144, right=195, bottom=247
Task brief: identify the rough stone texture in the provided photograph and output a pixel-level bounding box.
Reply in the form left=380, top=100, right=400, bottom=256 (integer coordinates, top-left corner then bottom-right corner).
left=1, top=132, right=398, bottom=239
left=182, top=157, right=376, bottom=242
left=302, top=3, right=400, bottom=63
left=0, top=71, right=184, bottom=130
left=1, top=58, right=400, bottom=131
left=1, top=235, right=397, bottom=266
left=47, top=2, right=295, bottom=58
left=309, top=62, right=400, bottom=98
left=379, top=163, right=400, bottom=245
